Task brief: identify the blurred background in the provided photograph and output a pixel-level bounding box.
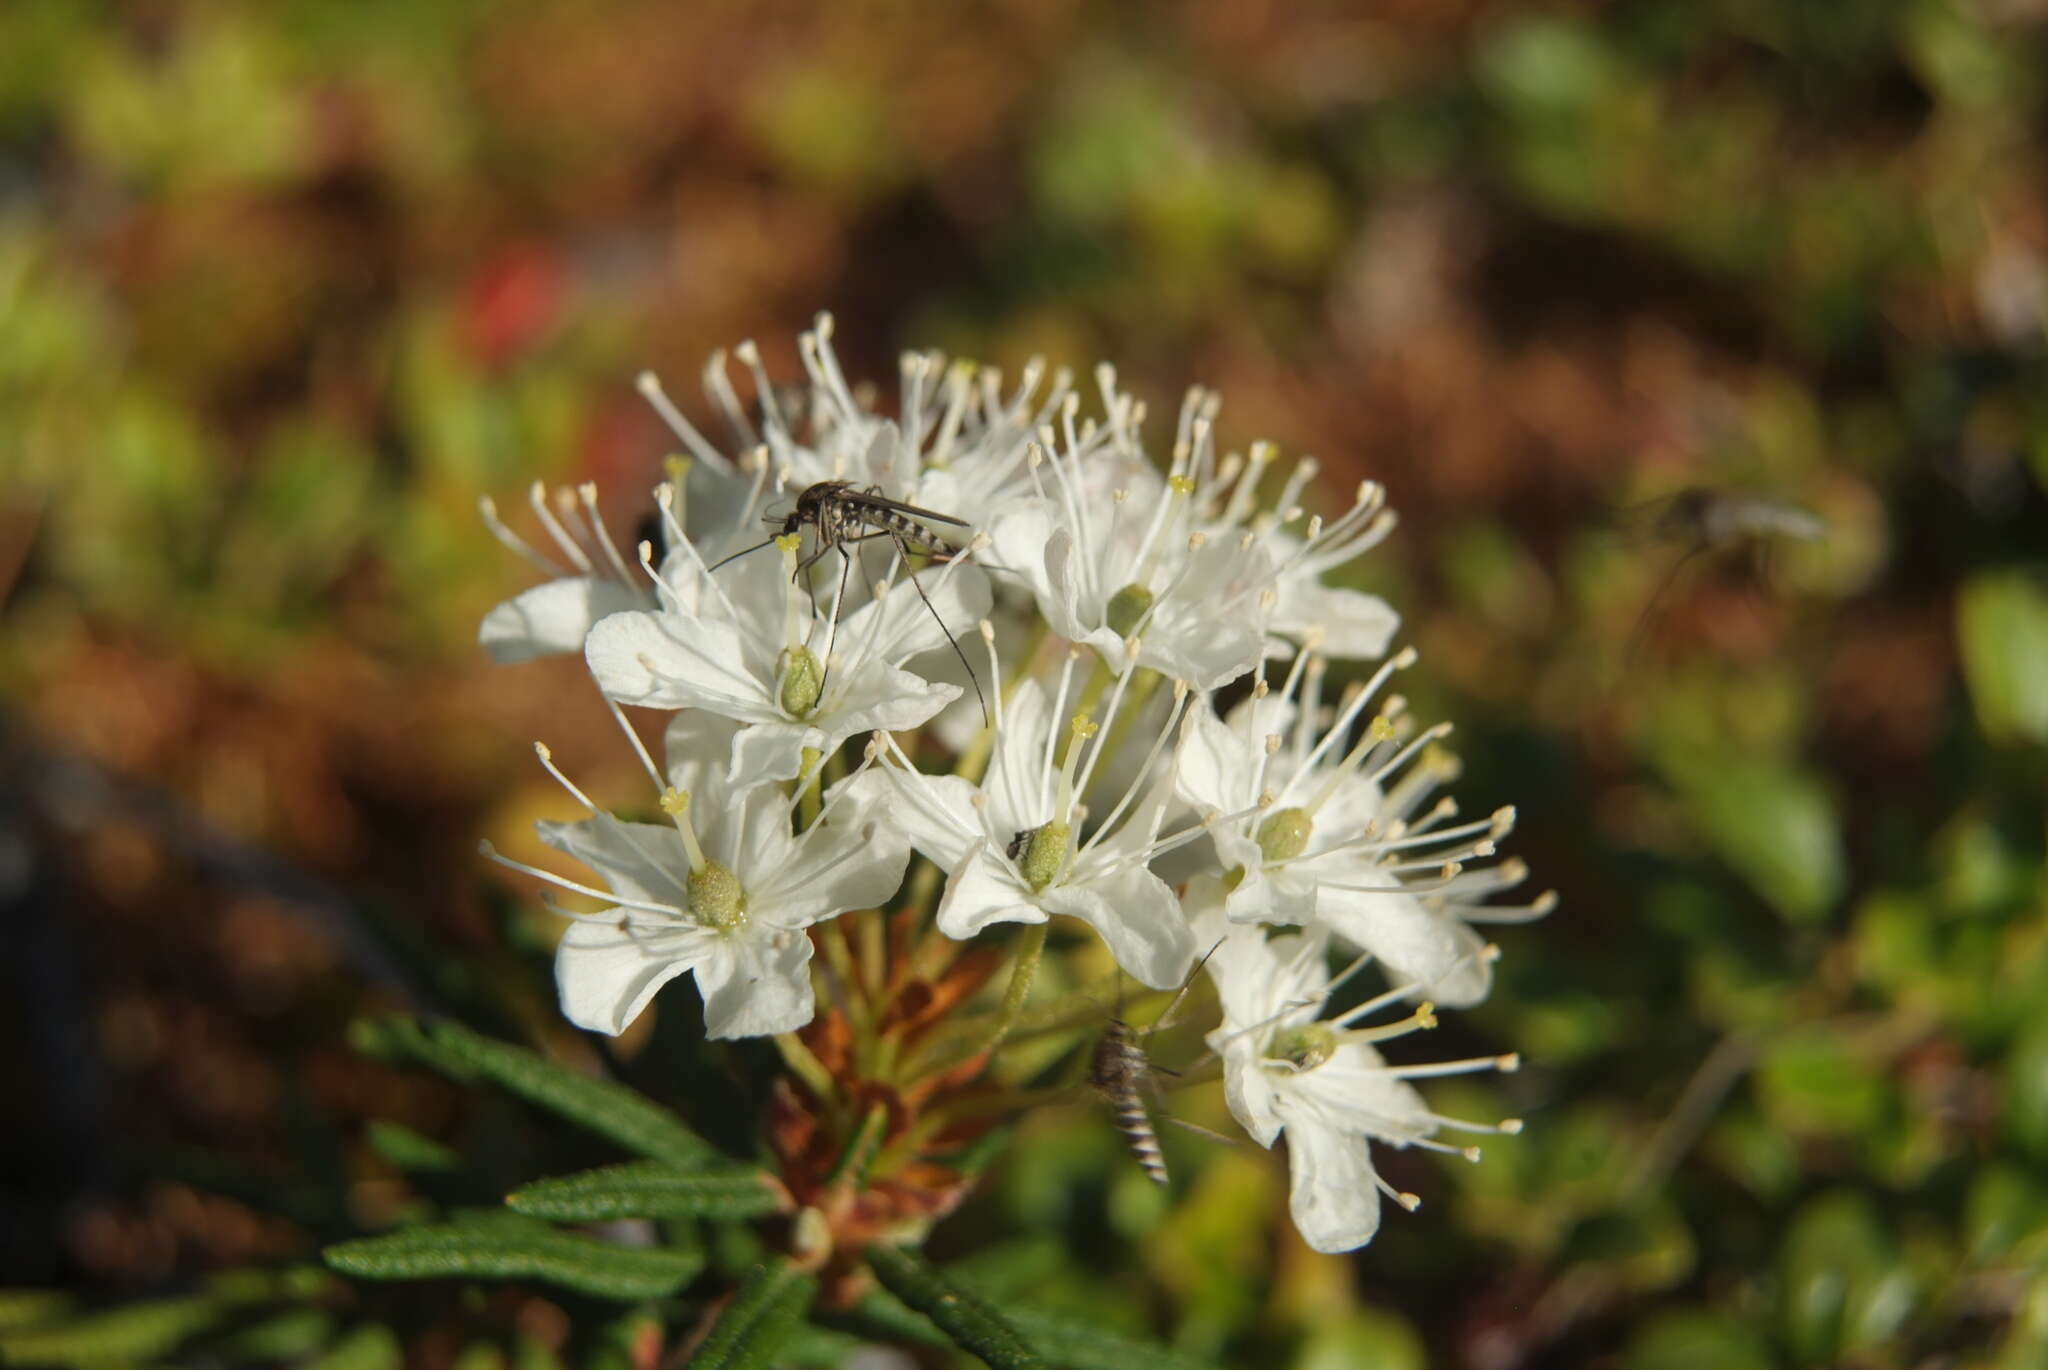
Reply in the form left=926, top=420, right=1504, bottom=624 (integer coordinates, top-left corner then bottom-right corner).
left=4, top=0, right=2048, bottom=1366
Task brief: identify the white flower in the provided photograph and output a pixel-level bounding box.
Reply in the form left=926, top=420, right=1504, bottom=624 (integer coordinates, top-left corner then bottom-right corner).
left=1188, top=433, right=1402, bottom=663
left=849, top=671, right=1201, bottom=988
left=1198, top=900, right=1520, bottom=1252
left=584, top=529, right=992, bottom=786
left=985, top=370, right=1399, bottom=689
left=478, top=481, right=655, bottom=663
left=641, top=314, right=1064, bottom=524
left=1175, top=649, right=1554, bottom=1007
left=489, top=713, right=908, bottom=1039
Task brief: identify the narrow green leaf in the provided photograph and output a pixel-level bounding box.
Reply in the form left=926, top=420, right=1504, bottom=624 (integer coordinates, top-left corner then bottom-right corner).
left=350, top=1016, right=713, bottom=1165
left=0, top=1292, right=73, bottom=1332
left=0, top=1297, right=220, bottom=1367
left=304, top=1325, right=404, bottom=1370
left=323, top=1217, right=702, bottom=1302
left=847, top=1275, right=1216, bottom=1370
left=507, top=1160, right=787, bottom=1222
left=973, top=1304, right=1221, bottom=1370
left=208, top=1308, right=336, bottom=1361
left=682, top=1260, right=818, bottom=1370
left=865, top=1245, right=1047, bottom=1370
left=1958, top=570, right=2048, bottom=744
left=366, top=1119, right=462, bottom=1173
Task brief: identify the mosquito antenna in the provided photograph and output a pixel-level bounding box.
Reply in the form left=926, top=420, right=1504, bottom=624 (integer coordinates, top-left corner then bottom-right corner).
left=880, top=523, right=989, bottom=726
left=705, top=535, right=782, bottom=574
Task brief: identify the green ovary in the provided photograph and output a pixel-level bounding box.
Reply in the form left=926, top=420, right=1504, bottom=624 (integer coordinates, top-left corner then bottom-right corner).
left=1015, top=820, right=1073, bottom=892
left=1105, top=583, right=1155, bottom=639
left=778, top=645, right=824, bottom=717
left=688, top=859, right=747, bottom=930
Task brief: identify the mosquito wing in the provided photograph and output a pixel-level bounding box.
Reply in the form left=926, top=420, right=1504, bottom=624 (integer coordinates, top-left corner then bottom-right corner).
left=837, top=487, right=971, bottom=529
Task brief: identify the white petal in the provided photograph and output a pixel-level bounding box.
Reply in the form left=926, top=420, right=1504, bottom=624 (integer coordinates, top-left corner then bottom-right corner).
left=481, top=578, right=646, bottom=663
left=841, top=563, right=993, bottom=665
left=752, top=818, right=909, bottom=926
left=985, top=500, right=1060, bottom=597
left=536, top=817, right=691, bottom=910
left=554, top=913, right=707, bottom=1036
left=819, top=664, right=962, bottom=744
left=1041, top=527, right=1100, bottom=643
left=730, top=722, right=811, bottom=787
left=1274, top=583, right=1399, bottom=660
left=982, top=680, right=1058, bottom=835
left=1394, top=918, right=1494, bottom=1009
left=1219, top=1045, right=1285, bottom=1148
left=1310, top=1042, right=1440, bottom=1140
left=693, top=927, right=817, bottom=1039
left=1174, top=699, right=1258, bottom=813
left=935, top=842, right=1044, bottom=939
left=1315, top=883, right=1468, bottom=998
left=1142, top=609, right=1263, bottom=691
left=861, top=769, right=987, bottom=872
left=1041, top=867, right=1194, bottom=990
left=664, top=712, right=747, bottom=808
left=1280, top=1109, right=1385, bottom=1253
left=585, top=610, right=778, bottom=716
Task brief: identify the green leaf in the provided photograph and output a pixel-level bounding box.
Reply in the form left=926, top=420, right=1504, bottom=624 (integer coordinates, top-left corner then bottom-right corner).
left=208, top=1308, right=336, bottom=1361
left=1958, top=569, right=2048, bottom=744
left=1678, top=760, right=1844, bottom=924
left=1622, top=1310, right=1774, bottom=1370
left=681, top=1260, right=818, bottom=1370
left=980, top=1304, right=1219, bottom=1370
left=366, top=1120, right=463, bottom=1173
left=323, top=1215, right=703, bottom=1302
left=304, top=1325, right=404, bottom=1370
left=1295, top=1308, right=1426, bottom=1370
left=1776, top=1191, right=1916, bottom=1363
left=0, top=1297, right=221, bottom=1367
left=865, top=1245, right=1047, bottom=1370
left=350, top=1016, right=713, bottom=1165
left=507, top=1160, right=787, bottom=1222
left=0, top=1292, right=73, bottom=1332
left=2008, top=1018, right=2048, bottom=1163
left=1756, top=1031, right=1887, bottom=1137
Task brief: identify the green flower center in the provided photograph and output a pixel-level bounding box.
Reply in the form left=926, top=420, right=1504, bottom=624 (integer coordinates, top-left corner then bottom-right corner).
left=1011, top=820, right=1073, bottom=892
left=1267, top=1023, right=1337, bottom=1072
left=688, top=859, right=747, bottom=931
left=1105, top=583, right=1155, bottom=639
left=1255, top=806, right=1314, bottom=863
left=778, top=645, right=824, bottom=718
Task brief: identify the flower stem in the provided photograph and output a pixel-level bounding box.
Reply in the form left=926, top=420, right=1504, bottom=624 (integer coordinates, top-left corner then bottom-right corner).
left=774, top=1030, right=838, bottom=1109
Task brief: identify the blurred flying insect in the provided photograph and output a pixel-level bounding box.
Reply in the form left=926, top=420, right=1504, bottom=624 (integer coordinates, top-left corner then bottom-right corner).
left=710, top=480, right=988, bottom=723
left=1091, top=945, right=1224, bottom=1186
left=1622, top=486, right=1827, bottom=665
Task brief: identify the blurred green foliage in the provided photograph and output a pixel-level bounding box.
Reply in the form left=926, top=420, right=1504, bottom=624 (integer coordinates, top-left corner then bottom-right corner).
left=2, top=0, right=2046, bottom=1366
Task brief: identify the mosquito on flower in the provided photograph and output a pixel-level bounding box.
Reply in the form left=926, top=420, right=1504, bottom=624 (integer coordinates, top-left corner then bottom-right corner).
left=1091, top=942, right=1226, bottom=1186
left=710, top=479, right=990, bottom=725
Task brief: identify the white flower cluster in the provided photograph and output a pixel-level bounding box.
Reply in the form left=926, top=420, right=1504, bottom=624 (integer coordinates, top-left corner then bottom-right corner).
left=479, top=316, right=1553, bottom=1252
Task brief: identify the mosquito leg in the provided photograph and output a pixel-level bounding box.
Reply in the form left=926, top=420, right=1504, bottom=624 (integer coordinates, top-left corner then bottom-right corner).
left=811, top=543, right=855, bottom=704
left=890, top=525, right=989, bottom=726
left=1161, top=1117, right=1238, bottom=1147
left=1142, top=939, right=1224, bottom=1044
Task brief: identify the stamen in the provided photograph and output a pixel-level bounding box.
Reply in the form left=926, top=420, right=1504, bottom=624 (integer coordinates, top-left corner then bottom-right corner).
left=578, top=483, right=637, bottom=585
left=659, top=788, right=709, bottom=873
left=479, top=840, right=681, bottom=920
left=636, top=370, right=731, bottom=473
left=478, top=495, right=562, bottom=575
left=529, top=481, right=592, bottom=573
